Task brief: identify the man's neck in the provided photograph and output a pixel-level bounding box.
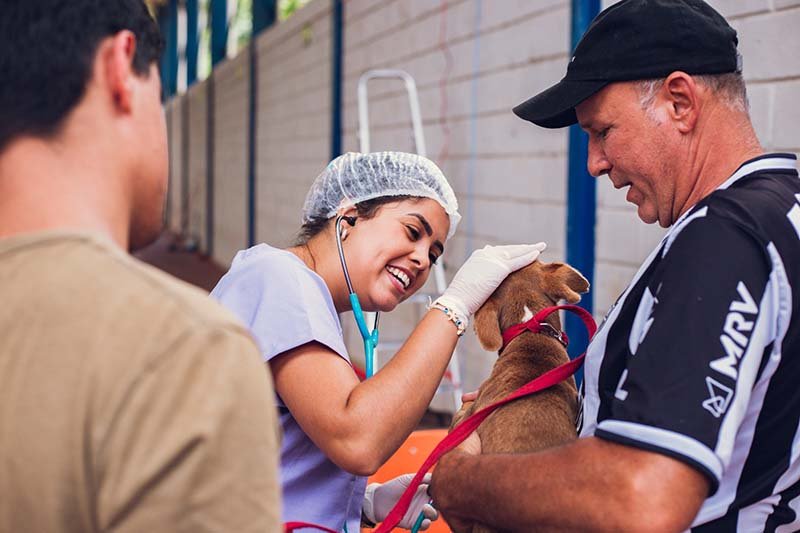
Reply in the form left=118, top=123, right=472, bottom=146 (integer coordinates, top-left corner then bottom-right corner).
left=674, top=109, right=764, bottom=223
left=0, top=136, right=130, bottom=248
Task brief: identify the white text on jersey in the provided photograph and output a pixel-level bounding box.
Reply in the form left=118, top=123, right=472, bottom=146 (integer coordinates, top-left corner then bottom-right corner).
left=708, top=281, right=758, bottom=380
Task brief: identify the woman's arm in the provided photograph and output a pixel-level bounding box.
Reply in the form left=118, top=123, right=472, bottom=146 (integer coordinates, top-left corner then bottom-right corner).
left=272, top=243, right=546, bottom=475
left=270, top=308, right=457, bottom=475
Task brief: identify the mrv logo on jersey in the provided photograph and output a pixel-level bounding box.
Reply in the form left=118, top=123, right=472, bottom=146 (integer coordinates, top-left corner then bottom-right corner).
left=702, top=376, right=734, bottom=418
left=708, top=281, right=758, bottom=381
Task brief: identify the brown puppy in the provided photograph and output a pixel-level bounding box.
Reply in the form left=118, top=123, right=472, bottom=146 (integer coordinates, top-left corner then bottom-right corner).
left=448, top=260, right=589, bottom=532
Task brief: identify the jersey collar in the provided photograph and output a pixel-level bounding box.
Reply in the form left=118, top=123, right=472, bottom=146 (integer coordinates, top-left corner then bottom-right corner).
left=672, top=153, right=798, bottom=230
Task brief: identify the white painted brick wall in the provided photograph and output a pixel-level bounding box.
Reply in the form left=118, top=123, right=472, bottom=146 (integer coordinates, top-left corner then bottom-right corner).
left=187, top=81, right=208, bottom=252
left=165, top=99, right=183, bottom=235
left=255, top=0, right=332, bottom=249
left=212, top=53, right=250, bottom=267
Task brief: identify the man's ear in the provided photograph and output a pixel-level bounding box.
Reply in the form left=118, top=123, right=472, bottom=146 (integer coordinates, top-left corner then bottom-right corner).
left=662, top=71, right=699, bottom=133
left=541, top=263, right=589, bottom=304
left=473, top=299, right=502, bottom=352
left=102, top=31, right=138, bottom=112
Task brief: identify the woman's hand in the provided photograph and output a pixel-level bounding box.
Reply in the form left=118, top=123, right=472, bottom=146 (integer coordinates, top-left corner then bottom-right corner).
left=435, top=243, right=547, bottom=324
left=363, top=473, right=438, bottom=530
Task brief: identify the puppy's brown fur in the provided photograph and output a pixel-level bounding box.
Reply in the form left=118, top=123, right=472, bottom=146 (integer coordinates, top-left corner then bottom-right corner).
left=448, top=261, right=589, bottom=532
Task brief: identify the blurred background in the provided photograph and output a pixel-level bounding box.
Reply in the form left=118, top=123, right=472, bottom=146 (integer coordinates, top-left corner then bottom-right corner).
left=141, top=0, right=800, bottom=417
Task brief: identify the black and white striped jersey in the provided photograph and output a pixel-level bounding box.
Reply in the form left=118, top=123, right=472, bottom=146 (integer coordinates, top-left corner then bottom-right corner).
left=578, top=153, right=800, bottom=531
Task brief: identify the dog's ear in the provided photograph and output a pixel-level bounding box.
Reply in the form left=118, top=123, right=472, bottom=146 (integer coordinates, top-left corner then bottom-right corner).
left=542, top=263, right=590, bottom=304
left=473, top=298, right=502, bottom=352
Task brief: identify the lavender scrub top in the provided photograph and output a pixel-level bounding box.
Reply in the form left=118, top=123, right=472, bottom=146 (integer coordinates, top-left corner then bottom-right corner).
left=211, top=244, right=366, bottom=533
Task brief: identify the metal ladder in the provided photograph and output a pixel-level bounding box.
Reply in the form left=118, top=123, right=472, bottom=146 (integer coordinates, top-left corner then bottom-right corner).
left=356, top=69, right=463, bottom=414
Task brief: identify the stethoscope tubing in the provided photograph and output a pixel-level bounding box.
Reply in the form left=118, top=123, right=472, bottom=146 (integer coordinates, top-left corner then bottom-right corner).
left=336, top=215, right=379, bottom=377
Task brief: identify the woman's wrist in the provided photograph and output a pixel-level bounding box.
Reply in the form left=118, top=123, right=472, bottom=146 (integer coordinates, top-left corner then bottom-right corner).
left=429, top=299, right=468, bottom=336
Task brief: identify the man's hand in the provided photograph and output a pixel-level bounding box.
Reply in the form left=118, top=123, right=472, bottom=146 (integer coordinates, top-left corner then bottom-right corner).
left=452, top=386, right=484, bottom=428
left=461, top=390, right=479, bottom=403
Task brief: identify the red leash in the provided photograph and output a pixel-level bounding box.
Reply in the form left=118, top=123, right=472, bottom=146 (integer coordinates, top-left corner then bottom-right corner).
left=374, top=305, right=596, bottom=533
left=284, top=521, right=341, bottom=533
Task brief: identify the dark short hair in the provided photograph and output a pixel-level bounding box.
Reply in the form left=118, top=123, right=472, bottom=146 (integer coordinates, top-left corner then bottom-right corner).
left=0, top=0, right=163, bottom=152
left=295, top=196, right=415, bottom=245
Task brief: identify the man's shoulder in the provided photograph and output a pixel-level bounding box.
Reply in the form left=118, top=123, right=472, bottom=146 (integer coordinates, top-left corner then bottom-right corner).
left=0, top=231, right=249, bottom=336
left=702, top=159, right=797, bottom=216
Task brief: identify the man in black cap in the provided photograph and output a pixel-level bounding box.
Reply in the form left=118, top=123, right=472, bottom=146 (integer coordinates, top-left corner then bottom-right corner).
left=430, top=0, right=800, bottom=530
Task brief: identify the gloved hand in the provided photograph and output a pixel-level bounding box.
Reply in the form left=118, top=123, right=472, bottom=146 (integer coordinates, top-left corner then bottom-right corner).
left=435, top=243, right=547, bottom=324
left=363, top=473, right=438, bottom=530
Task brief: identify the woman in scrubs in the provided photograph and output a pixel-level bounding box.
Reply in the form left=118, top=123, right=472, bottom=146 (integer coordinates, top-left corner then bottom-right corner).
left=211, top=152, right=545, bottom=532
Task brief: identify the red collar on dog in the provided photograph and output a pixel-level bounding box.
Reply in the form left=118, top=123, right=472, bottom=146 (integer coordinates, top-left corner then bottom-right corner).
left=500, top=304, right=595, bottom=352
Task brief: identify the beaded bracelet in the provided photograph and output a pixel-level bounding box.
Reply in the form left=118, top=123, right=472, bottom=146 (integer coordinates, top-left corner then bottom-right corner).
left=429, top=300, right=468, bottom=337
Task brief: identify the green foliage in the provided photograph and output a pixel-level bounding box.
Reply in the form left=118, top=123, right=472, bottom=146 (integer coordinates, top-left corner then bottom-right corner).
left=279, top=0, right=312, bottom=21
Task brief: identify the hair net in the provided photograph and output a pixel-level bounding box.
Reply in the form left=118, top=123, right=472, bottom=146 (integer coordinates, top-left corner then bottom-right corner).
left=302, top=151, right=461, bottom=239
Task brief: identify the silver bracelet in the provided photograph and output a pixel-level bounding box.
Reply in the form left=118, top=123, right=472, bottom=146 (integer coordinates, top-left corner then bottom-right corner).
left=429, top=300, right=467, bottom=337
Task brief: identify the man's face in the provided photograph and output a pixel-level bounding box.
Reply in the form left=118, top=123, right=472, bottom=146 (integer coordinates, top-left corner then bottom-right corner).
left=575, top=82, right=681, bottom=227
left=129, top=65, right=168, bottom=251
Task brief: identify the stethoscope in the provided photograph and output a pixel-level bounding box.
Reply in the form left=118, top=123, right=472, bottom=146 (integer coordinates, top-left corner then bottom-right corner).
left=336, top=215, right=428, bottom=533
left=335, top=215, right=380, bottom=378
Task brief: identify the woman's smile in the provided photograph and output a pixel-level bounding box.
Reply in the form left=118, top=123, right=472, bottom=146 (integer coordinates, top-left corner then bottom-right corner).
left=385, top=265, right=412, bottom=291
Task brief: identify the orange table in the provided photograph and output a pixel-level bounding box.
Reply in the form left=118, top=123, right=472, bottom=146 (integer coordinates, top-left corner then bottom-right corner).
left=363, top=429, right=450, bottom=533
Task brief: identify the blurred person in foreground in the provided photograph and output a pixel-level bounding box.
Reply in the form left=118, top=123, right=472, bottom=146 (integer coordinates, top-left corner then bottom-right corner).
left=430, top=0, right=800, bottom=531
left=0, top=2, right=280, bottom=531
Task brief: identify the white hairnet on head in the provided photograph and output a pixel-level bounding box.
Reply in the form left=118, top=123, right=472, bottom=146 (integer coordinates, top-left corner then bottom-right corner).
left=302, top=151, right=461, bottom=239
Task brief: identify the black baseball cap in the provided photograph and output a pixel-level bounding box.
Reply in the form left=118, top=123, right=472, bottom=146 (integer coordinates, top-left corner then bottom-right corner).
left=513, top=0, right=741, bottom=129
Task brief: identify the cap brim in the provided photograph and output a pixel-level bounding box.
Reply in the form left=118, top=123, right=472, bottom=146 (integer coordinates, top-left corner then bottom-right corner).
left=513, top=79, right=609, bottom=129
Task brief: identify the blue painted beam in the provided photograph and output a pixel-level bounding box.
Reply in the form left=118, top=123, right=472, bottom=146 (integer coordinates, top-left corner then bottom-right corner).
left=253, top=0, right=277, bottom=34
left=565, top=0, right=600, bottom=380
left=205, top=0, right=227, bottom=256
left=210, top=0, right=227, bottom=66
left=157, top=0, right=178, bottom=99
left=248, top=1, right=277, bottom=247
left=186, top=0, right=199, bottom=86
left=330, top=0, right=344, bottom=160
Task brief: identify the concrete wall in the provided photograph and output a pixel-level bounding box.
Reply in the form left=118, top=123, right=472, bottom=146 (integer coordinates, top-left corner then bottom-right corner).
left=186, top=80, right=209, bottom=252
left=165, top=98, right=183, bottom=236
left=212, top=53, right=251, bottom=266
left=164, top=0, right=800, bottom=406
left=255, top=0, right=333, bottom=248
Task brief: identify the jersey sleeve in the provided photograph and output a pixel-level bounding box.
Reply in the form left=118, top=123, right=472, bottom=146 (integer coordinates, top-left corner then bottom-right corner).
left=594, top=213, right=777, bottom=493
left=96, top=327, right=282, bottom=533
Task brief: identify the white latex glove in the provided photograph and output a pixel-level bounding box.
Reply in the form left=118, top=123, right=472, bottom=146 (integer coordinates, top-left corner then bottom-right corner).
left=435, top=243, right=547, bottom=323
left=363, top=473, right=438, bottom=530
